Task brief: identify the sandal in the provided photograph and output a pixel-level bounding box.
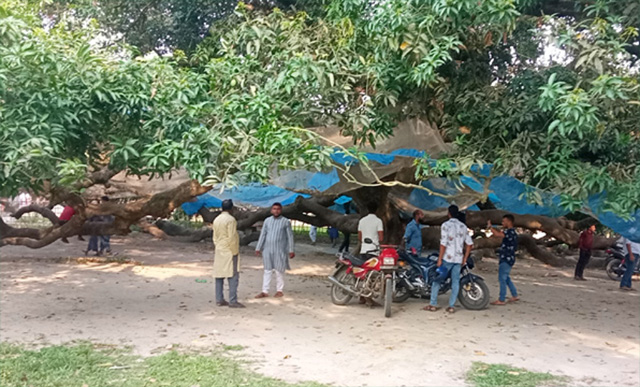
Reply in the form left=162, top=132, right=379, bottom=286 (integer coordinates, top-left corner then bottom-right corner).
left=422, top=305, right=439, bottom=312
left=507, top=297, right=520, bottom=303
left=490, top=300, right=506, bottom=305
left=254, top=292, right=269, bottom=299
left=446, top=307, right=455, bottom=313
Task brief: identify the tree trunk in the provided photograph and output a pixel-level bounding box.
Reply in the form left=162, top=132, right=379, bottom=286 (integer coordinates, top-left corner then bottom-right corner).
left=351, top=186, right=403, bottom=244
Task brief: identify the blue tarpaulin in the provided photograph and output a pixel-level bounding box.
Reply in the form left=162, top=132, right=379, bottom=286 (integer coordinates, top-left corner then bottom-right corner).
left=182, top=184, right=309, bottom=215
left=182, top=149, right=640, bottom=242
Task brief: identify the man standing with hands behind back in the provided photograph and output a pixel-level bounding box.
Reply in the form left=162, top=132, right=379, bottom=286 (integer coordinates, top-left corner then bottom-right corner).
left=255, top=202, right=295, bottom=298
left=213, top=199, right=244, bottom=308
left=358, top=202, right=384, bottom=258
left=424, top=205, right=473, bottom=313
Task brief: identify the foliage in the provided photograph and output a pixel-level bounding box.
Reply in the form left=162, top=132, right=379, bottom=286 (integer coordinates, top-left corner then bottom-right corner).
left=0, top=1, right=334, bottom=195
left=0, top=341, right=324, bottom=387
left=1, top=0, right=639, bottom=216
left=466, top=362, right=567, bottom=387
left=423, top=1, right=640, bottom=214
left=0, top=0, right=517, bottom=197
left=38, top=0, right=296, bottom=55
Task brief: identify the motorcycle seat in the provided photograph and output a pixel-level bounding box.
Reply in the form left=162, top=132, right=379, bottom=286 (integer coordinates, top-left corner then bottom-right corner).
left=416, top=255, right=437, bottom=264
left=344, top=253, right=368, bottom=267
left=408, top=253, right=437, bottom=266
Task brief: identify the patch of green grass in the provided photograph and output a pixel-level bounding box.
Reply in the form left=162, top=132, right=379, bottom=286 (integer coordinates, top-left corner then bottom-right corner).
left=0, top=342, right=324, bottom=387
left=467, top=362, right=567, bottom=387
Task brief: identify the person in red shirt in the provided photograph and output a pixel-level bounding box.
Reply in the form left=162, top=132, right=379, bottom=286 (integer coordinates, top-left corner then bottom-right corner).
left=58, top=205, right=75, bottom=244
left=58, top=205, right=75, bottom=223
left=574, top=223, right=596, bottom=280
left=58, top=204, right=84, bottom=243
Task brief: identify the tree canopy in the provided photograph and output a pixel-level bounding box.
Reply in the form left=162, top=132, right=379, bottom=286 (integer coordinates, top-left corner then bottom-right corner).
left=1, top=0, right=639, bottom=249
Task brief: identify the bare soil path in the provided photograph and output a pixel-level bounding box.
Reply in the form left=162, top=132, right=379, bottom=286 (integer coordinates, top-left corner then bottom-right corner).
left=1, top=234, right=638, bottom=386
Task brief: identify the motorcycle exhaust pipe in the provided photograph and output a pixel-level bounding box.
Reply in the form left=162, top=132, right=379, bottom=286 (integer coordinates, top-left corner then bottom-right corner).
left=400, top=276, right=416, bottom=291
left=396, top=272, right=415, bottom=291
left=328, top=276, right=357, bottom=296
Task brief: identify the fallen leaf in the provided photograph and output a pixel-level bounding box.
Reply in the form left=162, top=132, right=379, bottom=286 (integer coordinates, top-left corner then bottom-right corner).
left=484, top=31, right=493, bottom=47
left=474, top=351, right=487, bottom=356
left=507, top=371, right=520, bottom=376
left=283, top=355, right=291, bottom=359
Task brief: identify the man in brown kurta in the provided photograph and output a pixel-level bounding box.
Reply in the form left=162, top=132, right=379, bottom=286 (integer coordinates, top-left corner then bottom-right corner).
left=212, top=199, right=244, bottom=308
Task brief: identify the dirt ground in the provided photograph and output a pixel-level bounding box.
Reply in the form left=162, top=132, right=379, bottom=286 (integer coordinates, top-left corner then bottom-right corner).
left=1, top=234, right=639, bottom=387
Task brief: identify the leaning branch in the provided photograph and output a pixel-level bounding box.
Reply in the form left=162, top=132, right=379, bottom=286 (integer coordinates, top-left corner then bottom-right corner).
left=11, top=205, right=60, bottom=225
left=1, top=179, right=212, bottom=249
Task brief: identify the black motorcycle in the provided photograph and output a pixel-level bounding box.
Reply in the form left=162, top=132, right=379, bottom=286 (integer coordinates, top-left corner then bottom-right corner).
left=606, top=243, right=639, bottom=280
left=393, top=250, right=490, bottom=310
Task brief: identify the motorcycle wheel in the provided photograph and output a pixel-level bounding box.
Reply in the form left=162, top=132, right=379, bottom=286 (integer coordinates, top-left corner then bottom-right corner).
left=384, top=277, right=393, bottom=318
left=330, top=266, right=354, bottom=305
left=458, top=278, right=490, bottom=310
left=392, top=283, right=411, bottom=303
left=606, top=259, right=623, bottom=281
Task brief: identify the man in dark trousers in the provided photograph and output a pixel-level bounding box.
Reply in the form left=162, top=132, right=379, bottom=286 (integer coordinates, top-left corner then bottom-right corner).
left=338, top=203, right=351, bottom=253
left=574, top=223, right=596, bottom=281
left=488, top=214, right=519, bottom=306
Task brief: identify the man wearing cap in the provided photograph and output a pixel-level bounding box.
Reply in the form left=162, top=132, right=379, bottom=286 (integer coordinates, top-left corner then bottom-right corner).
left=213, top=199, right=244, bottom=308
left=255, top=202, right=295, bottom=298
left=424, top=205, right=473, bottom=313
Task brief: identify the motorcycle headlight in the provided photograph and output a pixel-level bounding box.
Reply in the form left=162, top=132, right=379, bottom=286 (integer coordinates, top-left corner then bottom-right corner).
left=383, top=257, right=395, bottom=266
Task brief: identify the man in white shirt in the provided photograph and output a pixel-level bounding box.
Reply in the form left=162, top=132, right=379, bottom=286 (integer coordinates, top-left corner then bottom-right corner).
left=358, top=202, right=384, bottom=257
left=424, top=205, right=473, bottom=313
left=620, top=236, right=640, bottom=291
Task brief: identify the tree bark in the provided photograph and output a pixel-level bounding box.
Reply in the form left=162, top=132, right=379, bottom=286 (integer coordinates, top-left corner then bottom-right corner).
left=351, top=186, right=403, bottom=244
left=1, top=179, right=211, bottom=249
left=11, top=205, right=60, bottom=225
left=471, top=233, right=572, bottom=267
left=154, top=195, right=361, bottom=245
left=465, top=210, right=615, bottom=249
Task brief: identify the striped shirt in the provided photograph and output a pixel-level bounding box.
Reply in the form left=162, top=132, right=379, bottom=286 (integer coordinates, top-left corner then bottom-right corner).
left=256, top=216, right=295, bottom=272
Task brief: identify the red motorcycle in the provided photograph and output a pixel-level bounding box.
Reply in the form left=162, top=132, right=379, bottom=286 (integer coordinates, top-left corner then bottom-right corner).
left=328, top=238, right=399, bottom=317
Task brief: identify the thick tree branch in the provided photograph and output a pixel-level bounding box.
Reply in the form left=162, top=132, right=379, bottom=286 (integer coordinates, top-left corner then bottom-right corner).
left=11, top=205, right=60, bottom=224
left=471, top=233, right=572, bottom=266
left=1, top=179, right=211, bottom=249
left=465, top=210, right=615, bottom=249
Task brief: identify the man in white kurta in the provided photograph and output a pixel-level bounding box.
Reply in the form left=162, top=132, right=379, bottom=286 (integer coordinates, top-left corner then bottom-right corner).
left=255, top=202, right=295, bottom=298
left=213, top=200, right=244, bottom=308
